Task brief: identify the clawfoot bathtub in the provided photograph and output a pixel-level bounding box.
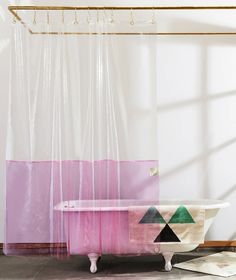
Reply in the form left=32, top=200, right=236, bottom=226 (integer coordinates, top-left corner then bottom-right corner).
left=55, top=199, right=229, bottom=273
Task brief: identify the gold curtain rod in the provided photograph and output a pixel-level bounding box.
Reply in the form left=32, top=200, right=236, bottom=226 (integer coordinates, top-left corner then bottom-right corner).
left=8, top=5, right=236, bottom=36
left=32, top=32, right=236, bottom=36
left=8, top=5, right=236, bottom=10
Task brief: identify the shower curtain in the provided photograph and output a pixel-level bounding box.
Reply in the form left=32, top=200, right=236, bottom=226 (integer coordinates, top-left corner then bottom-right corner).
left=4, top=18, right=159, bottom=256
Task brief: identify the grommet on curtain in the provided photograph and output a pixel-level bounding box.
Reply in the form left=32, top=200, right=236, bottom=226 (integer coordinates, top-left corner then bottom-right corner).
left=129, top=9, right=134, bottom=25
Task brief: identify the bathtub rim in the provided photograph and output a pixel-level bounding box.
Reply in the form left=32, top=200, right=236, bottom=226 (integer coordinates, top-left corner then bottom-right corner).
left=54, top=199, right=230, bottom=212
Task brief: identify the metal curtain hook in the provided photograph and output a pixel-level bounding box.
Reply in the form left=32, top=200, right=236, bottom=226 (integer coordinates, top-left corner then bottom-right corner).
left=103, top=8, right=107, bottom=20
left=33, top=9, right=36, bottom=25
left=47, top=10, right=50, bottom=25
left=151, top=8, right=156, bottom=24
left=62, top=10, right=64, bottom=24
left=13, top=10, right=17, bottom=24
left=110, top=8, right=114, bottom=23
left=74, top=8, right=78, bottom=24
left=130, top=9, right=134, bottom=25
left=102, top=7, right=106, bottom=22
left=97, top=9, right=99, bottom=22
left=87, top=7, right=91, bottom=24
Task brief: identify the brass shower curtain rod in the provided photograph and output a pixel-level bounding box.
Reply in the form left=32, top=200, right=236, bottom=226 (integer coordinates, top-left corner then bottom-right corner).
left=8, top=5, right=236, bottom=35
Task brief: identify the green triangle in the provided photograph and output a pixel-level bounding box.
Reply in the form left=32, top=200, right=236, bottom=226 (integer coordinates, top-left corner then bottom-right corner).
left=169, top=205, right=195, bottom=224
left=139, top=206, right=166, bottom=224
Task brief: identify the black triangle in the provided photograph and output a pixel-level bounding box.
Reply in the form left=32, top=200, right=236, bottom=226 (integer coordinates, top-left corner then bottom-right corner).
left=139, top=206, right=166, bottom=224
left=154, top=224, right=181, bottom=243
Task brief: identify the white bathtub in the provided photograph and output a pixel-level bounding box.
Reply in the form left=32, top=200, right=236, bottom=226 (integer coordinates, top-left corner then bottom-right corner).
left=55, top=199, right=229, bottom=273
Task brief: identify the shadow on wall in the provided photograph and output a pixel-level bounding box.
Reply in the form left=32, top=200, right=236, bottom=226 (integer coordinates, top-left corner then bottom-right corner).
left=156, top=18, right=236, bottom=240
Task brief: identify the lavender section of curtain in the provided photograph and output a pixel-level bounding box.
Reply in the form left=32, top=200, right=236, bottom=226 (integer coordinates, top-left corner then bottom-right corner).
left=4, top=21, right=159, bottom=256
left=5, top=160, right=158, bottom=255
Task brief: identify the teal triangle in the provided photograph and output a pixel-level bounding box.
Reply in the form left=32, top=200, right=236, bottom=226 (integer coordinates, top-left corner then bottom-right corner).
left=169, top=205, right=195, bottom=224
left=139, top=206, right=166, bottom=224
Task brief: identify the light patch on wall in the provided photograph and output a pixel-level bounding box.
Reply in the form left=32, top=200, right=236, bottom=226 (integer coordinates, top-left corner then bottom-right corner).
left=0, top=6, right=5, bottom=21
left=159, top=161, right=204, bottom=199
left=227, top=96, right=236, bottom=123
left=207, top=142, right=236, bottom=240
left=0, top=38, right=10, bottom=54
left=157, top=41, right=202, bottom=106
left=158, top=103, right=202, bottom=173
left=208, top=95, right=236, bottom=149
left=208, top=45, right=236, bottom=96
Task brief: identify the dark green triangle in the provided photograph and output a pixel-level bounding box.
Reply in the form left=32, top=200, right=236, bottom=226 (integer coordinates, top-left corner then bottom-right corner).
left=169, top=205, right=195, bottom=224
left=139, top=206, right=166, bottom=224
left=154, top=224, right=181, bottom=243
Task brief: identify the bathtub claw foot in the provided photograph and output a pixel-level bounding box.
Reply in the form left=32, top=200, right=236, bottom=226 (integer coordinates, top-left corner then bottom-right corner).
left=162, top=252, right=174, bottom=272
left=88, top=253, right=99, bottom=273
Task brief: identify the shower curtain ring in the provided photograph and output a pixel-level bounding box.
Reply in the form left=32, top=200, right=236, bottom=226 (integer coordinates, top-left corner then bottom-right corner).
left=97, top=9, right=99, bottom=22
left=74, top=8, right=79, bottom=24
left=151, top=8, right=156, bottom=24
left=62, top=10, right=65, bottom=24
left=12, top=11, right=17, bottom=24
left=103, top=8, right=107, bottom=20
left=47, top=10, right=50, bottom=25
left=110, top=9, right=115, bottom=23
left=102, top=7, right=106, bottom=23
left=87, top=7, right=91, bottom=24
left=130, top=9, right=134, bottom=25
left=33, top=9, right=36, bottom=25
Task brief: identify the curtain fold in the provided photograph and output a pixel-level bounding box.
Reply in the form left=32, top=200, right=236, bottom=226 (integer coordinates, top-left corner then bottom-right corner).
left=4, top=19, right=159, bottom=256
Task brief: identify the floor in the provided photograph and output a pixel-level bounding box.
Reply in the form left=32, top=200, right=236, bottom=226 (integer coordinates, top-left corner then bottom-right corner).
left=0, top=251, right=236, bottom=280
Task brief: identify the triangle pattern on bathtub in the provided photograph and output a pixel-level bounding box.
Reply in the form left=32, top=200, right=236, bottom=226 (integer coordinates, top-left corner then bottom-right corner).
left=154, top=224, right=181, bottom=243
left=168, top=205, right=195, bottom=224
left=139, top=206, right=166, bottom=224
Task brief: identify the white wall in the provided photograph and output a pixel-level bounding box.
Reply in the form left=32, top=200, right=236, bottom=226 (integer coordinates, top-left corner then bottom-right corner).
left=157, top=37, right=236, bottom=240
left=1, top=0, right=236, bottom=242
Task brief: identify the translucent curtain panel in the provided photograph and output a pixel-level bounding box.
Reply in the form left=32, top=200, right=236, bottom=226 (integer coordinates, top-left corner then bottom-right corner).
left=4, top=19, right=159, bottom=256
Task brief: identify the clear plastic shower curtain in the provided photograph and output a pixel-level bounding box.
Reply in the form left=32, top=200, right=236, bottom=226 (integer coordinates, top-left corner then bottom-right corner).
left=4, top=19, right=159, bottom=256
